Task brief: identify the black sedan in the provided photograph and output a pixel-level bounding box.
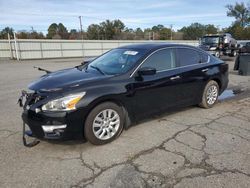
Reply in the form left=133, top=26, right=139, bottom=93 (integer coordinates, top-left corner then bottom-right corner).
left=20, top=43, right=228, bottom=145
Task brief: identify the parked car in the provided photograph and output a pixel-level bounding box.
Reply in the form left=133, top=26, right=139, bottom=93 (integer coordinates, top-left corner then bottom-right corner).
left=20, top=43, right=229, bottom=145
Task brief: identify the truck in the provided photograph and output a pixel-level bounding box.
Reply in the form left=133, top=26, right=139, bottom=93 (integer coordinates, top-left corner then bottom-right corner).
left=199, top=33, right=238, bottom=58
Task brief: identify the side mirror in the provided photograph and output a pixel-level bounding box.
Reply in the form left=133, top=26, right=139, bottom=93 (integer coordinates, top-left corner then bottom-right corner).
left=137, top=67, right=156, bottom=76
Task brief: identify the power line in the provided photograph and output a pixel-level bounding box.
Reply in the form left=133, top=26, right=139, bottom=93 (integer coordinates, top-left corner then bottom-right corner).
left=2, top=11, right=103, bottom=20
left=1, top=12, right=178, bottom=26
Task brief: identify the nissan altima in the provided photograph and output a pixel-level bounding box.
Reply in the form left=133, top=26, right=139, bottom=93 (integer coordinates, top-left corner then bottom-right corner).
left=20, top=43, right=228, bottom=145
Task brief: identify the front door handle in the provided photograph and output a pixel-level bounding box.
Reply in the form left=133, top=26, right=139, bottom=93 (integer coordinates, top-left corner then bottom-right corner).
left=170, top=75, right=181, bottom=80
left=202, top=68, right=209, bottom=72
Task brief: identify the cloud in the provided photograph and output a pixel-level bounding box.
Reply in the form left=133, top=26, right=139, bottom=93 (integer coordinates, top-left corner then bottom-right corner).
left=136, top=0, right=185, bottom=10
left=0, top=0, right=244, bottom=32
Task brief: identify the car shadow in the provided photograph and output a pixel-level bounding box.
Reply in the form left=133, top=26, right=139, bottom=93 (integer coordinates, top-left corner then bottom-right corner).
left=42, top=106, right=195, bottom=146
left=131, top=105, right=195, bottom=127
left=45, top=139, right=87, bottom=146
left=221, top=56, right=235, bottom=62
left=39, top=88, right=249, bottom=147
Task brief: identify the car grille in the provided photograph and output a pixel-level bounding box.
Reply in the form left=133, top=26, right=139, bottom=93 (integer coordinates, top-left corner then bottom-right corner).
left=199, top=45, right=210, bottom=51
left=25, top=92, right=47, bottom=107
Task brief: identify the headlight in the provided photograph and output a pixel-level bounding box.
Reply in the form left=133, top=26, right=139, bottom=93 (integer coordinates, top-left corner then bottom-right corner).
left=41, top=92, right=86, bottom=112
left=210, top=47, right=216, bottom=50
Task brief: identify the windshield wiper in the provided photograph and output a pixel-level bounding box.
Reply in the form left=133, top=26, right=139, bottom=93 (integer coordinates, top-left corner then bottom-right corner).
left=90, top=65, right=105, bottom=75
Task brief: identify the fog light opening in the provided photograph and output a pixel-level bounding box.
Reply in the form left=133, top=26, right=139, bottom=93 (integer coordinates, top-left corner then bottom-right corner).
left=42, top=125, right=67, bottom=133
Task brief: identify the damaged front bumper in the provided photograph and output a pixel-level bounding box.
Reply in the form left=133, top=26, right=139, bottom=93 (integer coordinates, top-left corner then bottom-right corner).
left=22, top=109, right=69, bottom=140
left=19, top=90, right=87, bottom=146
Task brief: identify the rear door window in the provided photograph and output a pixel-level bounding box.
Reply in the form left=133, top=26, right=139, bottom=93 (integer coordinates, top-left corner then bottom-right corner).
left=200, top=52, right=209, bottom=63
left=177, top=48, right=200, bottom=67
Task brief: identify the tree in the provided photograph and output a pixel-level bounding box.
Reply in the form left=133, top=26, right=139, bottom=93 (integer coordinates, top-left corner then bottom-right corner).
left=179, top=23, right=218, bottom=40
left=149, top=25, right=172, bottom=40
left=134, top=28, right=144, bottom=40
left=152, top=24, right=164, bottom=32
left=100, top=20, right=114, bottom=39
left=69, top=29, right=80, bottom=39
left=226, top=2, right=250, bottom=27
left=87, top=24, right=101, bottom=39
left=158, top=28, right=171, bottom=40
left=17, top=31, right=28, bottom=39
left=205, top=24, right=218, bottom=34
left=224, top=23, right=250, bottom=40
left=179, top=23, right=206, bottom=40
left=0, top=27, right=14, bottom=39
left=58, top=23, right=69, bottom=39
left=122, top=28, right=135, bottom=40
left=16, top=31, right=45, bottom=39
left=47, top=23, right=58, bottom=39
left=30, top=31, right=45, bottom=39
left=86, top=19, right=126, bottom=40
left=47, top=23, right=69, bottom=39
left=113, top=19, right=125, bottom=39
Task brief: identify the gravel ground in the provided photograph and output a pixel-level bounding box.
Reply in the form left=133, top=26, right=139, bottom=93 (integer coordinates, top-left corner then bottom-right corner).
left=0, top=56, right=250, bottom=188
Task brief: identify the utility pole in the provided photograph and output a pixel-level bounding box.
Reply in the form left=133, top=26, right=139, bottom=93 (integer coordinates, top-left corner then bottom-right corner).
left=30, top=26, right=34, bottom=39
left=97, top=28, right=100, bottom=40
left=170, top=24, right=173, bottom=40
left=79, top=16, right=83, bottom=40
left=216, top=25, right=220, bottom=34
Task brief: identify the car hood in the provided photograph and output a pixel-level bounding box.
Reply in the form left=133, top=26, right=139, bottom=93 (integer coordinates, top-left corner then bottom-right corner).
left=28, top=67, right=109, bottom=92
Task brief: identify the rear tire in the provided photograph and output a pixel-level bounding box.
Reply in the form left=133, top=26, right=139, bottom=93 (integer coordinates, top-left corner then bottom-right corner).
left=199, top=80, right=219, bottom=109
left=84, top=102, right=124, bottom=145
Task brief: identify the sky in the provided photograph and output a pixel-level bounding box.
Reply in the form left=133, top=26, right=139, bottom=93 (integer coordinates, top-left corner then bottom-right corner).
left=0, top=0, right=249, bottom=34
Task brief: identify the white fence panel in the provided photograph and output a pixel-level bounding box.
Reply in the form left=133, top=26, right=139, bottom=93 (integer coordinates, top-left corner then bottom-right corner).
left=0, top=40, right=10, bottom=58
left=0, top=39, right=203, bottom=60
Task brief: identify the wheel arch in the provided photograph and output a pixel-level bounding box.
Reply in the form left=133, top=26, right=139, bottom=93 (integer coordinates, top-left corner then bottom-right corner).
left=210, top=77, right=222, bottom=93
left=199, top=78, right=221, bottom=104
left=83, top=97, right=132, bottom=134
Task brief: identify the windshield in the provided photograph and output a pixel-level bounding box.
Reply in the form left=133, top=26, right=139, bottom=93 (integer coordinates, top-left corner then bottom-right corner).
left=201, top=36, right=219, bottom=44
left=87, top=48, right=147, bottom=75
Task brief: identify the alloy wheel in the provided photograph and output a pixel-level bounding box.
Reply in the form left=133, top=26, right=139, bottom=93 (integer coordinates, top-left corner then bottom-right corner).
left=206, top=85, right=218, bottom=105
left=92, top=109, right=120, bottom=140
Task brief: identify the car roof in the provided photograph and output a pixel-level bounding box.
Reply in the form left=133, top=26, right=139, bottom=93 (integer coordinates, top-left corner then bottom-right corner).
left=118, top=43, right=197, bottom=51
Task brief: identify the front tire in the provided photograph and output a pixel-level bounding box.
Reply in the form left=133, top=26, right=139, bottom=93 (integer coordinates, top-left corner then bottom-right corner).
left=84, top=102, right=124, bottom=145
left=232, top=50, right=237, bottom=57
left=214, top=51, right=220, bottom=58
left=199, top=80, right=219, bottom=109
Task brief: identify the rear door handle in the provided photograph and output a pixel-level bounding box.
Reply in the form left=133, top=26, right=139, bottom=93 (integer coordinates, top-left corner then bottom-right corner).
left=202, top=68, right=209, bottom=72
left=170, top=75, right=181, bottom=80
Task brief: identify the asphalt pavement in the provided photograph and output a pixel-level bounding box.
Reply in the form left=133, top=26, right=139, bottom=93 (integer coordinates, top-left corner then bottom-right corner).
left=0, top=57, right=250, bottom=188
